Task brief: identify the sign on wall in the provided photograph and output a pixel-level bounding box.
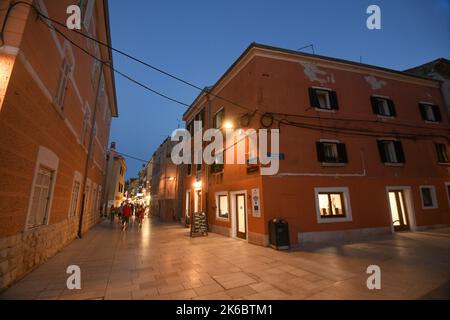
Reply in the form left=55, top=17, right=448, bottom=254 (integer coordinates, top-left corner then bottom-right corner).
left=251, top=188, right=261, bottom=217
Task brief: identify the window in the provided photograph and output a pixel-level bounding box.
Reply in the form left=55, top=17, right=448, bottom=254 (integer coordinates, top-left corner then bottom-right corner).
left=90, top=186, right=96, bottom=213
left=54, top=58, right=72, bottom=109
left=119, top=166, right=124, bottom=176
left=81, top=107, right=90, bottom=146
left=216, top=193, right=229, bottom=219
left=118, top=183, right=123, bottom=193
left=195, top=108, right=205, bottom=127
left=69, top=181, right=80, bottom=218
left=78, top=0, right=94, bottom=30
left=377, top=140, right=405, bottom=164
left=370, top=96, right=396, bottom=117
left=309, top=88, right=339, bottom=110
left=436, top=143, right=450, bottom=163
left=318, top=192, right=345, bottom=217
left=419, top=103, right=441, bottom=122
left=445, top=183, right=450, bottom=207
left=316, top=141, right=348, bottom=164
left=214, top=109, right=224, bottom=129
left=187, top=163, right=192, bottom=176
left=314, top=187, right=352, bottom=223
left=420, top=186, right=438, bottom=209
left=28, top=166, right=54, bottom=228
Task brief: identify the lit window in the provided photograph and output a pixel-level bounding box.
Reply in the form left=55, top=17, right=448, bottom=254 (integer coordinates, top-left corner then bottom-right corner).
left=318, top=192, right=346, bottom=217
left=54, top=58, right=72, bottom=110
left=216, top=194, right=229, bottom=219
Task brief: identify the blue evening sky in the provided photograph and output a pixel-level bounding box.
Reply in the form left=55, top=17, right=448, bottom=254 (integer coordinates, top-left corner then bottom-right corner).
left=108, top=0, right=450, bottom=179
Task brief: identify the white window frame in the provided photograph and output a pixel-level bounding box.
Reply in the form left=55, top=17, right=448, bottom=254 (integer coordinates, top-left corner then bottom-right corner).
left=25, top=146, right=59, bottom=230
left=445, top=183, right=450, bottom=208
left=68, top=171, right=82, bottom=218
left=419, top=185, right=438, bottom=209
left=215, top=191, right=230, bottom=221
left=54, top=58, right=72, bottom=110
left=314, top=187, right=352, bottom=223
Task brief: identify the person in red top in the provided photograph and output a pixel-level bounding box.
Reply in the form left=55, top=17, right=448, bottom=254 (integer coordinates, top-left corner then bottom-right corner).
left=122, top=202, right=132, bottom=231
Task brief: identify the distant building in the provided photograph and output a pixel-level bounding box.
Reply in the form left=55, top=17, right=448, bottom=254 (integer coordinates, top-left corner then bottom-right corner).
left=405, top=58, right=450, bottom=121
left=126, top=177, right=140, bottom=198
left=0, top=0, right=118, bottom=289
left=103, top=142, right=126, bottom=209
left=150, top=137, right=182, bottom=222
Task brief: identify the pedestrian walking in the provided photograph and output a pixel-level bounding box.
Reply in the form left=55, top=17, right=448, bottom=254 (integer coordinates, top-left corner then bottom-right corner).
left=109, top=204, right=115, bottom=223
left=122, top=202, right=132, bottom=231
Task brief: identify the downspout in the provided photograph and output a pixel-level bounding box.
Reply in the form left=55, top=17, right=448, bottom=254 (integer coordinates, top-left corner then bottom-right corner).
left=78, top=61, right=107, bottom=238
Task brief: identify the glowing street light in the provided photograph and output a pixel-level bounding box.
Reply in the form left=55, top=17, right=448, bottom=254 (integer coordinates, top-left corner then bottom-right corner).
left=193, top=180, right=202, bottom=188
left=223, top=120, right=234, bottom=129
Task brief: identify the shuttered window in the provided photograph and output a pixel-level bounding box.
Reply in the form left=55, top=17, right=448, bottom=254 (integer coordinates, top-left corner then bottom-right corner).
left=69, top=181, right=80, bottom=218
left=370, top=96, right=396, bottom=117
left=55, top=59, right=72, bottom=109
left=377, top=140, right=405, bottom=164
left=435, top=143, right=449, bottom=163
left=309, top=88, right=339, bottom=110
left=318, top=192, right=346, bottom=218
left=28, top=167, right=54, bottom=228
left=419, top=103, right=441, bottom=122
left=316, top=141, right=348, bottom=163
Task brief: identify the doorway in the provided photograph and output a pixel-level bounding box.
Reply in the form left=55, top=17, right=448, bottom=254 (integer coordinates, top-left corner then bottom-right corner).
left=388, top=189, right=410, bottom=232
left=185, top=190, right=191, bottom=224
left=235, top=193, right=247, bottom=239
left=194, top=188, right=202, bottom=213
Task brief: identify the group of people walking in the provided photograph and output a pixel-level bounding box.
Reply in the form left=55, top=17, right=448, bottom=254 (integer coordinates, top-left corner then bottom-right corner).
left=109, top=202, right=146, bottom=231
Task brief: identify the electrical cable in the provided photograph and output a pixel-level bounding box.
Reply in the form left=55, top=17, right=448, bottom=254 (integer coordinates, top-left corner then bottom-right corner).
left=2, top=1, right=449, bottom=143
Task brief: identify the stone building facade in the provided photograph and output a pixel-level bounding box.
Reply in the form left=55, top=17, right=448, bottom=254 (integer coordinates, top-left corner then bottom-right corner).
left=0, top=0, right=118, bottom=290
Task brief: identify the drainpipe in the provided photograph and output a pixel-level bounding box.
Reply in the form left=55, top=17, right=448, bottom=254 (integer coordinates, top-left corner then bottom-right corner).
left=78, top=60, right=109, bottom=238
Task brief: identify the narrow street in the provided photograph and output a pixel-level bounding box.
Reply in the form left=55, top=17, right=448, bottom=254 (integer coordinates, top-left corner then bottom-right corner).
left=1, top=218, right=449, bottom=300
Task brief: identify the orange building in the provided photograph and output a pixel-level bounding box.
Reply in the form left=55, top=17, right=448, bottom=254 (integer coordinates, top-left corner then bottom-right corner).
left=182, top=43, right=450, bottom=247
left=0, top=0, right=117, bottom=289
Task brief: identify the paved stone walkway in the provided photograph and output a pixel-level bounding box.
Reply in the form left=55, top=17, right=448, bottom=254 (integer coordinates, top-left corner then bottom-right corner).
left=1, top=217, right=449, bottom=300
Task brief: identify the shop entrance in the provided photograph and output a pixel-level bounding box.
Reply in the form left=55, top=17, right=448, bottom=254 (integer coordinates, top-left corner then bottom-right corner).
left=388, top=189, right=410, bottom=232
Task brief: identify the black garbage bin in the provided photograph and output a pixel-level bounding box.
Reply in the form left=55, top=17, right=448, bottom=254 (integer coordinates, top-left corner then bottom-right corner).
left=269, top=218, right=290, bottom=250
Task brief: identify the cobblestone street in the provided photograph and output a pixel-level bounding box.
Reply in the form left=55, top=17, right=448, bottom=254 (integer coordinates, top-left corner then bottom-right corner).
left=1, top=217, right=449, bottom=300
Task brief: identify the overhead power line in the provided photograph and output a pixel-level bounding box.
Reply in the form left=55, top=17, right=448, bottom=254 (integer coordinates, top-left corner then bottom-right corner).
left=2, top=2, right=449, bottom=142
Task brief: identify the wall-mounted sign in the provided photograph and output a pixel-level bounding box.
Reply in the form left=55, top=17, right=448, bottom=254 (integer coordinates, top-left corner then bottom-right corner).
left=251, top=188, right=261, bottom=217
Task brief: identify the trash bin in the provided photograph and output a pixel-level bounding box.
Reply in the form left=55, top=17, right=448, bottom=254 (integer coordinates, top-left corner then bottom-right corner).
left=269, top=218, right=290, bottom=250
